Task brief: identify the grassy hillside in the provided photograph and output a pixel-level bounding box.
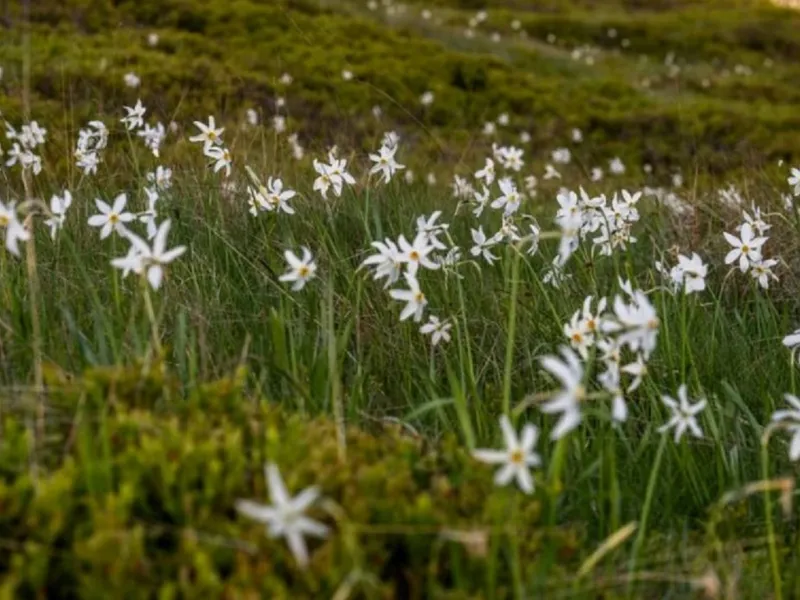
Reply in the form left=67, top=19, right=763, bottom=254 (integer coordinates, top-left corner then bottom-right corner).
left=1, top=0, right=800, bottom=597
left=1, top=0, right=800, bottom=178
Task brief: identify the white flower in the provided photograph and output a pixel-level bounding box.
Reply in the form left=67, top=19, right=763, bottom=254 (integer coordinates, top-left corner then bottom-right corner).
left=382, top=131, right=400, bottom=149
left=469, top=226, right=499, bottom=265
left=312, top=159, right=334, bottom=198
left=88, top=194, right=135, bottom=239
left=723, top=223, right=767, bottom=273
left=369, top=144, right=405, bottom=184
left=389, top=272, right=427, bottom=322
left=788, top=167, right=800, bottom=196
left=44, top=190, right=72, bottom=240
left=235, top=463, right=329, bottom=569
left=543, top=256, right=570, bottom=288
left=556, top=211, right=581, bottom=266
left=190, top=116, right=224, bottom=151
left=772, top=394, right=800, bottom=461
left=491, top=177, right=521, bottom=215
left=416, top=211, right=449, bottom=250
left=0, top=200, right=30, bottom=257
left=279, top=247, right=317, bottom=291
left=246, top=108, right=259, bottom=127
left=121, top=100, right=146, bottom=130
left=604, top=285, right=659, bottom=358
left=123, top=72, right=141, bottom=88
left=474, top=158, right=495, bottom=186
left=398, top=232, right=438, bottom=275
left=420, top=91, right=435, bottom=106
left=658, top=385, right=706, bottom=443
left=206, top=145, right=232, bottom=177
left=741, top=205, right=771, bottom=237
left=543, top=164, right=561, bottom=180
left=571, top=128, right=583, bottom=143
left=473, top=415, right=541, bottom=494
left=261, top=177, right=296, bottom=214
left=419, top=316, right=452, bottom=346
left=598, top=361, right=627, bottom=423
left=110, top=244, right=142, bottom=278
left=112, top=219, right=186, bottom=290
left=783, top=328, right=800, bottom=353
left=75, top=149, right=99, bottom=175
left=676, top=252, right=707, bottom=294
left=751, top=258, right=778, bottom=289
left=564, top=310, right=591, bottom=359
left=360, top=239, right=403, bottom=288
left=539, top=346, right=585, bottom=440
left=552, top=148, right=571, bottom=165
left=609, top=157, right=626, bottom=175
left=146, top=166, right=173, bottom=191
left=138, top=122, right=166, bottom=157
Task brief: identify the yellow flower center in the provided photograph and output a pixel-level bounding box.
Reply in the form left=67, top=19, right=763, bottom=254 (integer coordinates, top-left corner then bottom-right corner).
left=571, top=332, right=583, bottom=343
left=298, top=265, right=310, bottom=278
left=409, top=251, right=420, bottom=261
left=510, top=450, right=524, bottom=464
left=109, top=213, right=119, bottom=224
left=414, top=291, right=425, bottom=303
left=742, top=244, right=750, bottom=254
left=0, top=216, right=9, bottom=227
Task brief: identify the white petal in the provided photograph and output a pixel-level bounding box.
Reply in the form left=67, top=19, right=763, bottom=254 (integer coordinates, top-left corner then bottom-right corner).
left=266, top=463, right=290, bottom=506
left=147, top=265, right=163, bottom=290
left=514, top=466, right=534, bottom=494
left=235, top=499, right=276, bottom=524
left=472, top=449, right=508, bottom=464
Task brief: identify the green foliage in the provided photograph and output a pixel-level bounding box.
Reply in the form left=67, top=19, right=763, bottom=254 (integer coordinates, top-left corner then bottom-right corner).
left=1, top=0, right=800, bottom=178
left=0, top=362, right=579, bottom=598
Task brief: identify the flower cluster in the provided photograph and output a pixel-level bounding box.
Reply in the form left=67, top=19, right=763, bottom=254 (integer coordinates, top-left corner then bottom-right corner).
left=75, top=120, right=108, bottom=175
left=4, top=120, right=47, bottom=175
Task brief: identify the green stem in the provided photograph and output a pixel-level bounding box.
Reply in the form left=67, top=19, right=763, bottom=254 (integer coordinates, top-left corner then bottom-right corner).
left=762, top=441, right=783, bottom=600
left=629, top=433, right=667, bottom=592
left=502, top=246, right=521, bottom=417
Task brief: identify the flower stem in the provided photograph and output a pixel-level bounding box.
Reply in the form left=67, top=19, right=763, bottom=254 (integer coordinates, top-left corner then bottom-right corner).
left=628, top=433, right=667, bottom=593
left=502, top=246, right=521, bottom=417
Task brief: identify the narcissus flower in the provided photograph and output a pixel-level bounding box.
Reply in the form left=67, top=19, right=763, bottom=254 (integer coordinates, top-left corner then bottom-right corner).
left=236, top=463, right=329, bottom=569
left=88, top=194, right=135, bottom=239
left=658, top=385, right=706, bottom=443
left=279, top=247, right=317, bottom=291
left=473, top=415, right=541, bottom=494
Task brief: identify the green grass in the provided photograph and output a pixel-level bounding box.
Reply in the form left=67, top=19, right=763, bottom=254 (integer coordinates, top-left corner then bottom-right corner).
left=1, top=0, right=800, bottom=597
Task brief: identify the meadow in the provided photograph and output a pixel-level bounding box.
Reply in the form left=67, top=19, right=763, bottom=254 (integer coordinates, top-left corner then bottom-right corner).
left=2, top=0, right=800, bottom=597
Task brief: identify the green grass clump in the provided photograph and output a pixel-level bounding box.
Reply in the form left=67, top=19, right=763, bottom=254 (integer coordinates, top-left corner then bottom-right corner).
left=0, top=361, right=584, bottom=598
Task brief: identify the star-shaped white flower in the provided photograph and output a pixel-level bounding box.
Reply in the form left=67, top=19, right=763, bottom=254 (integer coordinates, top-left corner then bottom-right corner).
left=88, top=194, right=135, bottom=239
left=473, top=415, right=541, bottom=494
left=236, top=463, right=329, bottom=569
left=658, top=384, right=706, bottom=443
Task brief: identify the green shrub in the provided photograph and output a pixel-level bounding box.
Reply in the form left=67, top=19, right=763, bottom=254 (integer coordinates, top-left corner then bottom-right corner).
left=0, top=362, right=579, bottom=598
